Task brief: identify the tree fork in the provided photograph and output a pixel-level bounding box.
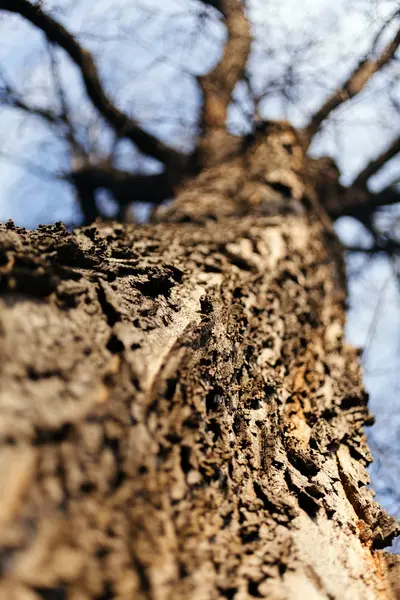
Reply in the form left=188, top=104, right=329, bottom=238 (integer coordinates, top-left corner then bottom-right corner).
left=0, top=127, right=399, bottom=600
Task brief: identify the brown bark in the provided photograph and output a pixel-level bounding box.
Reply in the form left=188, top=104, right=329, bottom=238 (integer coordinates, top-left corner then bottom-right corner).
left=0, top=124, right=398, bottom=600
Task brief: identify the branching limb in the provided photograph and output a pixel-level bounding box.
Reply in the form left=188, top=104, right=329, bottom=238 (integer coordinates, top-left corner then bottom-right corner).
left=74, top=179, right=98, bottom=225
left=317, top=133, right=400, bottom=223
left=1, top=144, right=172, bottom=221
left=304, top=20, right=400, bottom=147
left=47, top=42, right=86, bottom=159
left=352, top=136, right=400, bottom=188
left=1, top=64, right=92, bottom=174
left=0, top=0, right=185, bottom=167
left=0, top=70, right=62, bottom=128
left=197, top=0, right=252, bottom=165
left=310, top=153, right=400, bottom=222
left=0, top=150, right=63, bottom=181
left=70, top=166, right=173, bottom=222
left=198, top=0, right=251, bottom=130
left=67, top=166, right=173, bottom=207
left=344, top=239, right=400, bottom=254
left=324, top=181, right=400, bottom=222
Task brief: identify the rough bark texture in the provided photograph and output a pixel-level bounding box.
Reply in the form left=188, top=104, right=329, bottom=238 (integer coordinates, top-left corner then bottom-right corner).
left=0, top=125, right=399, bottom=600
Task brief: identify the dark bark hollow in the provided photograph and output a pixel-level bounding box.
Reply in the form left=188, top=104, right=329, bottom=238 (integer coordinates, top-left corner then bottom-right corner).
left=0, top=126, right=398, bottom=600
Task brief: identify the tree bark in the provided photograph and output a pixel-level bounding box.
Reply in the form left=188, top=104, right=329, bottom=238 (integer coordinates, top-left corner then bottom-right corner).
left=0, top=125, right=398, bottom=600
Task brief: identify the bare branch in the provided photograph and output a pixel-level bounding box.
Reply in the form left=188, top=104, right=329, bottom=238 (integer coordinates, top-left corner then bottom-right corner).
left=352, top=136, right=400, bottom=188
left=2, top=93, right=60, bottom=126
left=0, top=57, right=173, bottom=222
left=370, top=8, right=400, bottom=54
left=48, top=44, right=70, bottom=126
left=345, top=239, right=400, bottom=254
left=0, top=149, right=62, bottom=180
left=47, top=42, right=84, bottom=158
left=67, top=165, right=173, bottom=207
left=304, top=22, right=400, bottom=146
left=310, top=154, right=400, bottom=221
left=0, top=0, right=185, bottom=167
left=68, top=165, right=173, bottom=223
left=0, top=68, right=90, bottom=169
left=74, top=179, right=98, bottom=225
left=197, top=0, right=252, bottom=165
left=0, top=73, right=60, bottom=127
left=324, top=181, right=400, bottom=222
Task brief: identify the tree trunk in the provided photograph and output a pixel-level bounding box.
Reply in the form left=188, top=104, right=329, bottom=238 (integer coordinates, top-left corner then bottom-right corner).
left=0, top=125, right=398, bottom=600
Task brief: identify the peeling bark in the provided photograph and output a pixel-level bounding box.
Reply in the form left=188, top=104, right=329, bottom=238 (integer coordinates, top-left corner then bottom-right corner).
left=0, top=126, right=398, bottom=600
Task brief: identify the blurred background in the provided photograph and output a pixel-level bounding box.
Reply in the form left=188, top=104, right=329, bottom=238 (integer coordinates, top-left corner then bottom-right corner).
left=0, top=0, right=399, bottom=548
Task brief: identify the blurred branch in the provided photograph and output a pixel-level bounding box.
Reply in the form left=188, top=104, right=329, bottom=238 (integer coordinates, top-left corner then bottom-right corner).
left=74, top=179, right=98, bottom=225
left=304, top=19, right=400, bottom=147
left=0, top=56, right=173, bottom=223
left=0, top=149, right=63, bottom=180
left=0, top=0, right=185, bottom=167
left=69, top=165, right=173, bottom=223
left=1, top=92, right=61, bottom=126
left=199, top=0, right=223, bottom=9
left=345, top=240, right=400, bottom=254
left=327, top=183, right=400, bottom=221
left=197, top=0, right=251, bottom=164
left=311, top=150, right=400, bottom=222
left=360, top=275, right=391, bottom=368
left=47, top=42, right=84, bottom=158
left=0, top=65, right=90, bottom=172
left=0, top=70, right=62, bottom=128
left=352, top=136, right=400, bottom=188
left=1, top=145, right=172, bottom=222
left=66, top=166, right=173, bottom=207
